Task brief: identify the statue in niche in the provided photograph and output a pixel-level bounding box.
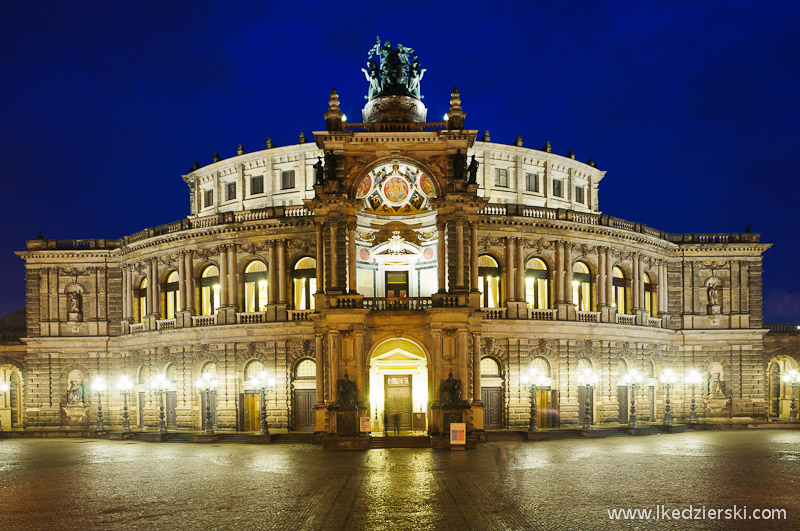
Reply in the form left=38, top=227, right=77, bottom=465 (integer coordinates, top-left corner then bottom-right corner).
left=707, top=284, right=720, bottom=306
left=68, top=291, right=81, bottom=313
left=467, top=155, right=479, bottom=184
left=709, top=372, right=726, bottom=397
left=337, top=373, right=358, bottom=407
left=441, top=372, right=462, bottom=407
left=66, top=380, right=84, bottom=405
left=313, top=156, right=325, bottom=185
left=706, top=279, right=722, bottom=315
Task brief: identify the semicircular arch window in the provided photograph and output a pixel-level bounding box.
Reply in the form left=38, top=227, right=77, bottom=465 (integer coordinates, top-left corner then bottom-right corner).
left=355, top=163, right=436, bottom=215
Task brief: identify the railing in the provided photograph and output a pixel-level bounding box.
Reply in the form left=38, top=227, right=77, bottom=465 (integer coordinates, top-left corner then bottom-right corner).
left=615, top=313, right=635, bottom=326
left=765, top=323, right=800, bottom=332
left=26, top=238, right=121, bottom=251
left=521, top=207, right=557, bottom=220
left=362, top=297, right=433, bottom=311
left=577, top=311, right=600, bottom=323
left=480, top=205, right=507, bottom=215
left=0, top=331, right=24, bottom=343
left=156, top=319, right=176, bottom=331
left=235, top=210, right=271, bottom=223
left=344, top=122, right=448, bottom=133
left=129, top=322, right=146, bottom=333
left=284, top=206, right=313, bottom=217
left=288, top=310, right=313, bottom=321
left=482, top=307, right=506, bottom=319
left=191, top=315, right=217, bottom=327
left=236, top=312, right=265, bottom=324
left=647, top=317, right=663, bottom=328
left=529, top=308, right=556, bottom=320
left=572, top=213, right=599, bottom=225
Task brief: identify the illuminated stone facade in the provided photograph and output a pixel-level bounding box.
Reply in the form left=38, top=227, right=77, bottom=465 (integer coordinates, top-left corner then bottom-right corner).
left=5, top=73, right=782, bottom=439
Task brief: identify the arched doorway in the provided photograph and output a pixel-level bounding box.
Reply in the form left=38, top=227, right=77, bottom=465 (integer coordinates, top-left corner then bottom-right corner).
left=368, top=338, right=429, bottom=435
left=292, top=358, right=316, bottom=432
left=768, top=356, right=798, bottom=419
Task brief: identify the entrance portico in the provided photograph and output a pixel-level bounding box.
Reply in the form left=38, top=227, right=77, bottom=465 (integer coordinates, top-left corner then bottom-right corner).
left=368, top=338, right=429, bottom=434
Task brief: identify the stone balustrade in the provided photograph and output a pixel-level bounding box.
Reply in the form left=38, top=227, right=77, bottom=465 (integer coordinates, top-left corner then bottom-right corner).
left=344, top=122, right=447, bottom=133
left=129, top=322, right=146, bottom=333
left=236, top=312, right=265, bottom=324
left=156, top=319, right=176, bottom=331
left=528, top=308, right=557, bottom=321
left=647, top=317, right=663, bottom=328
left=481, top=307, right=506, bottom=319
left=191, top=315, right=216, bottom=327
left=577, top=311, right=601, bottom=323
left=363, top=297, right=433, bottom=311
left=765, top=323, right=800, bottom=332
left=615, top=313, right=636, bottom=326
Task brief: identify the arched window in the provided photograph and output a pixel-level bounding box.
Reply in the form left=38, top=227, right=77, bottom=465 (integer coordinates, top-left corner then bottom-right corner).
left=480, top=357, right=501, bottom=377
left=200, top=265, right=221, bottom=316
left=166, top=363, right=177, bottom=386
left=617, top=359, right=628, bottom=384
left=243, top=260, right=268, bottom=312
left=137, top=365, right=146, bottom=385
left=164, top=271, right=180, bottom=319
left=295, top=359, right=316, bottom=379
left=478, top=255, right=501, bottom=308
left=572, top=261, right=593, bottom=311
left=201, top=362, right=216, bottom=379
left=292, top=257, right=316, bottom=310
left=135, top=278, right=148, bottom=323
left=644, top=273, right=655, bottom=317
left=577, top=357, right=593, bottom=373
left=531, top=356, right=551, bottom=378
left=612, top=266, right=629, bottom=314
left=525, top=258, right=550, bottom=309
left=244, top=360, right=265, bottom=382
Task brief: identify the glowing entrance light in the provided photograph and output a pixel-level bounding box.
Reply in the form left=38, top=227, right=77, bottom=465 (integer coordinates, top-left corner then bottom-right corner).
left=368, top=338, right=429, bottom=433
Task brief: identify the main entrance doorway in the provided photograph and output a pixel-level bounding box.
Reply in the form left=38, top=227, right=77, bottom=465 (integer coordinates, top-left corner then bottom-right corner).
left=369, top=338, right=429, bottom=434
left=385, top=375, right=412, bottom=432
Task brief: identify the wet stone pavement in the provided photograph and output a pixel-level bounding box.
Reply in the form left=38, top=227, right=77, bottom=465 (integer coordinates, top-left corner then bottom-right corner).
left=2, top=430, right=800, bottom=530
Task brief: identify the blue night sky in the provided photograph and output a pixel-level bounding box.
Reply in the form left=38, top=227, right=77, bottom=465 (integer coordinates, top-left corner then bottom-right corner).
left=1, top=1, right=798, bottom=322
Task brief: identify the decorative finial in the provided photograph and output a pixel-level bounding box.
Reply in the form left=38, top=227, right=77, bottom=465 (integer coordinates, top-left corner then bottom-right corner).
left=568, top=149, right=575, bottom=160
left=265, top=137, right=274, bottom=149
left=514, top=135, right=523, bottom=147
left=191, top=161, right=200, bottom=171
left=447, top=87, right=466, bottom=130
left=298, top=132, right=307, bottom=144
left=587, top=157, right=596, bottom=167
left=213, top=152, right=221, bottom=163
left=482, top=130, right=491, bottom=142
left=543, top=141, right=552, bottom=153
left=329, top=88, right=340, bottom=108
left=237, top=144, right=246, bottom=155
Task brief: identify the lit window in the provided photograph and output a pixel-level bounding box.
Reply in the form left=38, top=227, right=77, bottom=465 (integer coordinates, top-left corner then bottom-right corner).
left=480, top=357, right=501, bottom=376
left=571, top=261, right=593, bottom=311
left=135, top=277, right=148, bottom=323
left=226, top=182, right=236, bottom=201
left=204, top=189, right=214, bottom=208
left=553, top=179, right=563, bottom=198
left=243, top=260, right=268, bottom=312
left=612, top=266, right=628, bottom=314
left=478, top=255, right=501, bottom=308
left=575, top=186, right=584, bottom=204
left=296, top=359, right=316, bottom=379
left=244, top=360, right=265, bottom=382
left=525, top=172, right=539, bottom=192
left=644, top=273, right=655, bottom=317
left=292, top=257, right=317, bottom=310
left=495, top=168, right=508, bottom=188
left=200, top=265, right=220, bottom=316
left=250, top=175, right=264, bottom=195
left=164, top=271, right=180, bottom=319
left=525, top=258, right=550, bottom=309
left=281, top=170, right=295, bottom=190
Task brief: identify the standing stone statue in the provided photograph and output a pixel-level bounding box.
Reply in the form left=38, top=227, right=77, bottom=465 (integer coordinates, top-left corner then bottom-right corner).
left=467, top=155, right=479, bottom=184
left=406, top=60, right=426, bottom=99
left=365, top=37, right=425, bottom=101
left=441, top=372, right=462, bottom=407
left=338, top=373, right=358, bottom=407
left=361, top=60, right=381, bottom=100
left=313, top=156, right=325, bottom=185
left=66, top=380, right=84, bottom=405
left=707, top=284, right=720, bottom=306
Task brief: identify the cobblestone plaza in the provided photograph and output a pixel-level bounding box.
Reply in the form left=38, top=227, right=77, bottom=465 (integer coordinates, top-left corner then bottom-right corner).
left=2, top=430, right=799, bottom=530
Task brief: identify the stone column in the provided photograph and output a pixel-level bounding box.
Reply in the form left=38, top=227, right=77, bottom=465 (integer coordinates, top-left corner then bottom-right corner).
left=315, top=334, right=325, bottom=405
left=606, top=251, right=614, bottom=309
left=458, top=330, right=468, bottom=400
left=122, top=266, right=129, bottom=320
left=516, top=238, right=525, bottom=302
left=437, top=221, right=447, bottom=293
left=470, top=221, right=479, bottom=292
left=329, top=221, right=338, bottom=291
left=267, top=242, right=277, bottom=304
left=218, top=247, right=228, bottom=307
left=315, top=223, right=324, bottom=293
left=505, top=237, right=515, bottom=301
left=472, top=333, right=481, bottom=403
left=658, top=262, right=668, bottom=314
left=178, top=254, right=185, bottom=311
left=564, top=243, right=572, bottom=302
left=329, top=332, right=339, bottom=403
left=277, top=240, right=287, bottom=304
left=456, top=220, right=465, bottom=289
left=347, top=222, right=357, bottom=293
left=185, top=251, right=194, bottom=313
left=150, top=260, right=160, bottom=315
left=631, top=254, right=640, bottom=311
left=354, top=331, right=364, bottom=403
left=598, top=248, right=606, bottom=307
left=227, top=245, right=237, bottom=308
left=554, top=241, right=563, bottom=303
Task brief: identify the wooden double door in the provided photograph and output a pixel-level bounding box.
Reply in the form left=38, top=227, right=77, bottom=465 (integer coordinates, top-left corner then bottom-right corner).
left=385, top=375, right=412, bottom=431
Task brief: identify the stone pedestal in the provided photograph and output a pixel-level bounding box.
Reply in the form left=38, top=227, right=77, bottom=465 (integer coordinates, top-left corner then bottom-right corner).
left=62, top=406, right=89, bottom=427
left=217, top=306, right=236, bottom=325
left=505, top=301, right=527, bottom=319
left=557, top=302, right=576, bottom=321
left=176, top=310, right=192, bottom=328
left=362, top=95, right=427, bottom=123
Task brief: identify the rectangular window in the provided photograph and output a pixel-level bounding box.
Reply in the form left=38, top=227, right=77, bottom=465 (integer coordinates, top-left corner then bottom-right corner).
left=281, top=170, right=295, bottom=190
left=575, top=186, right=584, bottom=204
left=495, top=168, right=508, bottom=188
left=525, top=172, right=539, bottom=192
left=553, top=179, right=563, bottom=198
left=226, top=182, right=236, bottom=201
left=204, top=189, right=214, bottom=208
left=250, top=175, right=264, bottom=195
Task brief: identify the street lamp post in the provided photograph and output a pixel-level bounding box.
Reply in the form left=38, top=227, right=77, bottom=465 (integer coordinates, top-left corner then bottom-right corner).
left=197, top=373, right=218, bottom=436
left=116, top=375, right=133, bottom=434
left=577, top=369, right=599, bottom=431
left=92, top=376, right=107, bottom=434
left=623, top=368, right=643, bottom=429
left=661, top=368, right=677, bottom=427
left=686, top=369, right=702, bottom=425
left=0, top=380, right=9, bottom=432
left=521, top=367, right=547, bottom=432
left=783, top=369, right=800, bottom=422
left=150, top=374, right=169, bottom=434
